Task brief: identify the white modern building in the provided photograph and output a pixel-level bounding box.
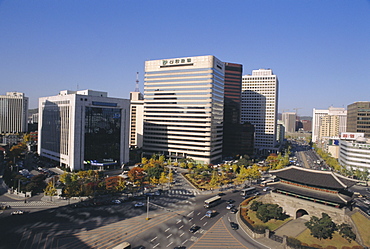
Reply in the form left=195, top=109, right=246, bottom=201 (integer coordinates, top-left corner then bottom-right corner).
left=143, top=55, right=224, bottom=164
left=241, top=69, right=279, bottom=155
left=129, top=90, right=144, bottom=148
left=282, top=112, right=296, bottom=133
left=312, top=107, right=347, bottom=143
left=38, top=90, right=130, bottom=171
left=0, top=92, right=28, bottom=134
left=338, top=132, right=370, bottom=172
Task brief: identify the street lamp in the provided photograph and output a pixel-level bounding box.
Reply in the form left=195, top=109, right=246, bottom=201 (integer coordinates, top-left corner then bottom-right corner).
left=146, top=196, right=150, bottom=220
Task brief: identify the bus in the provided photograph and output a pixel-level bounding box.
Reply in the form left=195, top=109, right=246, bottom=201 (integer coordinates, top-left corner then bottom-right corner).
left=204, top=195, right=222, bottom=208
left=240, top=187, right=256, bottom=196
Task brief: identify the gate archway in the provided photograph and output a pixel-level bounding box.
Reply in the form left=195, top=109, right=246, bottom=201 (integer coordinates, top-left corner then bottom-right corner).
left=296, top=209, right=308, bottom=219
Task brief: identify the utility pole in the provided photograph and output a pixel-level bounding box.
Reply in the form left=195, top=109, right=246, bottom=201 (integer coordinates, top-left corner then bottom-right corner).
left=146, top=196, right=150, bottom=220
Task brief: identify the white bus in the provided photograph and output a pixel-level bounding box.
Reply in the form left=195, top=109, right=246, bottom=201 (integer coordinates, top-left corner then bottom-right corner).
left=240, top=187, right=256, bottom=196
left=204, top=195, right=222, bottom=208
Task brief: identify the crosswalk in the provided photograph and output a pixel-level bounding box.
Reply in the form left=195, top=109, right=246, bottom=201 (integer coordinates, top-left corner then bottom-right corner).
left=166, top=188, right=209, bottom=196
left=1, top=200, right=60, bottom=207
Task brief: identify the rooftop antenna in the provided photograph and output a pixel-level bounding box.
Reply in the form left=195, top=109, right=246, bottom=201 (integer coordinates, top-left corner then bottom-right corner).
left=134, top=72, right=140, bottom=92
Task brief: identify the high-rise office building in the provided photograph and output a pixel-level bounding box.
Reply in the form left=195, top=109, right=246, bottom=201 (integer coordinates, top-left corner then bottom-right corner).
left=38, top=90, right=130, bottom=171
left=347, top=102, right=370, bottom=138
left=0, top=92, right=28, bottom=134
left=129, top=89, right=144, bottom=148
left=282, top=112, right=296, bottom=133
left=312, top=107, right=347, bottom=143
left=143, top=55, right=224, bottom=164
left=222, top=62, right=254, bottom=159
left=319, top=115, right=340, bottom=138
left=241, top=69, right=279, bottom=155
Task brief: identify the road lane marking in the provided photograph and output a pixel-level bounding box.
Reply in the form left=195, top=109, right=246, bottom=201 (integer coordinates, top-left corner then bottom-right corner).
left=180, top=232, right=185, bottom=237
left=203, top=222, right=207, bottom=226
left=153, top=243, right=160, bottom=248
left=166, top=234, right=172, bottom=238
left=189, top=218, right=193, bottom=221
left=179, top=225, right=183, bottom=229
left=165, top=228, right=170, bottom=232
left=151, top=236, right=157, bottom=242
left=197, top=212, right=201, bottom=216
left=182, top=239, right=188, bottom=245
left=166, top=241, right=173, bottom=247
left=200, top=216, right=205, bottom=220
left=187, top=211, right=194, bottom=216
left=176, top=219, right=181, bottom=224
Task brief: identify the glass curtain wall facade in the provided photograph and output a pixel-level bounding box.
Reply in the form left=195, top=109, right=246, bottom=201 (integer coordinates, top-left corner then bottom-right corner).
left=84, top=107, right=121, bottom=163
left=143, top=55, right=224, bottom=164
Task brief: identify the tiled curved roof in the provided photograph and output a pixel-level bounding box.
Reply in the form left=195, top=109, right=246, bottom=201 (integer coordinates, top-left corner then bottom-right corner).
left=270, top=166, right=358, bottom=190
left=270, top=182, right=353, bottom=205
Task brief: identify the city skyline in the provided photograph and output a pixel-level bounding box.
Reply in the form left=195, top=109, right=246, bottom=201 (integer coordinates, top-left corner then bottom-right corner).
left=1, top=1, right=369, bottom=116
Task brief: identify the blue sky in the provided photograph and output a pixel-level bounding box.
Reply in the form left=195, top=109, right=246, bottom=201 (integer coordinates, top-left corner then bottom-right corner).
left=0, top=0, right=369, bottom=116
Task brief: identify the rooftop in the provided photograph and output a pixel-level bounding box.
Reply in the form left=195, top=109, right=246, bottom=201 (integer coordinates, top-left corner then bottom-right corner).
left=270, top=166, right=358, bottom=190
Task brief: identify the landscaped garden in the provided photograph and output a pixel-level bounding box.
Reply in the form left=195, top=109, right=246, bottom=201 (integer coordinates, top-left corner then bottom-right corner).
left=351, top=212, right=370, bottom=247
left=295, top=229, right=361, bottom=249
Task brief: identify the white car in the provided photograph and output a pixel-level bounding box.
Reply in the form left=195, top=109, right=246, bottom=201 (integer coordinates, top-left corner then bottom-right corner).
left=226, top=204, right=235, bottom=210
left=263, top=187, right=272, bottom=192
left=363, top=200, right=370, bottom=205
left=11, top=210, right=24, bottom=215
left=134, top=202, right=145, bottom=208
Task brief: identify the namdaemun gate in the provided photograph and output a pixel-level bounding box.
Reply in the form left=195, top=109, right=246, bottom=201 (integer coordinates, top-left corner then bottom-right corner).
left=266, top=166, right=358, bottom=223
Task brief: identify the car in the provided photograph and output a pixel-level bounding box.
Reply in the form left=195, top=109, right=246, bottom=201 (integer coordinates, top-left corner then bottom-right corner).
left=11, top=210, right=24, bottom=215
left=189, top=225, right=200, bottom=233
left=205, top=210, right=217, bottom=218
left=134, top=202, right=145, bottom=208
left=230, top=222, right=238, bottom=230
left=226, top=199, right=235, bottom=204
left=363, top=200, right=370, bottom=205
left=263, top=187, right=272, bottom=192
left=173, top=246, right=186, bottom=249
left=230, top=208, right=238, bottom=214
left=232, top=189, right=239, bottom=193
left=226, top=204, right=235, bottom=210
left=112, top=199, right=121, bottom=204
left=366, top=188, right=370, bottom=193
left=217, top=192, right=225, bottom=196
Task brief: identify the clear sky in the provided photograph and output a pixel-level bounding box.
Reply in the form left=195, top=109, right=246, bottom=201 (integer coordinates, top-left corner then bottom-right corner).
left=1, top=0, right=369, bottom=116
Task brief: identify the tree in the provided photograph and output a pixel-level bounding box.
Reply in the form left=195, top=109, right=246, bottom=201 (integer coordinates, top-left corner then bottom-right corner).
left=44, top=181, right=57, bottom=201
left=236, top=166, right=248, bottom=184
left=208, top=171, right=220, bottom=190
left=255, top=203, right=287, bottom=223
left=231, top=164, right=238, bottom=174
left=158, top=172, right=168, bottom=188
left=128, top=167, right=145, bottom=185
left=338, top=223, right=356, bottom=242
left=168, top=168, right=174, bottom=185
left=305, top=213, right=336, bottom=240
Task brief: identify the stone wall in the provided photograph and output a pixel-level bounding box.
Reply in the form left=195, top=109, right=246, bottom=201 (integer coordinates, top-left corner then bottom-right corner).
left=265, top=192, right=348, bottom=224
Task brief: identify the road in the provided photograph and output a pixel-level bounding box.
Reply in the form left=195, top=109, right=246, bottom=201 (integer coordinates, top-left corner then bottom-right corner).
left=0, top=169, right=272, bottom=249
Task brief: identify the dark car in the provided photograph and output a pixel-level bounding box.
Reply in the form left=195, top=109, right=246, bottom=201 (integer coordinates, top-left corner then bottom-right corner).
left=230, top=222, right=238, bottom=230
left=189, top=225, right=200, bottom=233
left=173, top=247, right=186, bottom=249
left=230, top=208, right=238, bottom=214
left=226, top=199, right=235, bottom=204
